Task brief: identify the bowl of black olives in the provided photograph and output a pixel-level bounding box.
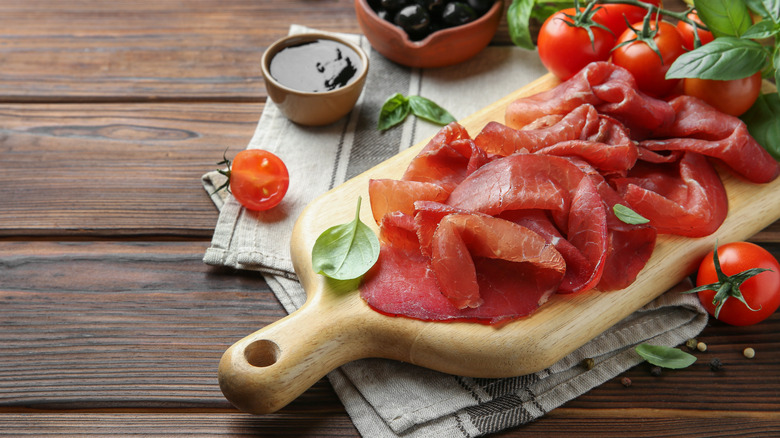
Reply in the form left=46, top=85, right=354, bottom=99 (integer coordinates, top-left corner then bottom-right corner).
left=354, top=0, right=503, bottom=68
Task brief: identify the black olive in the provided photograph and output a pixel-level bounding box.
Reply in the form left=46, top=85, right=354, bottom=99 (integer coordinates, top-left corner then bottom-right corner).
left=441, top=2, right=477, bottom=27
left=381, top=0, right=411, bottom=12
left=415, top=0, right=444, bottom=12
left=466, top=0, right=494, bottom=15
left=367, top=0, right=383, bottom=11
left=395, top=4, right=431, bottom=39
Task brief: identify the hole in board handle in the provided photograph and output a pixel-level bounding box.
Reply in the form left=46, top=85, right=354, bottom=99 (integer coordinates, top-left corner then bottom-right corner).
left=244, top=339, right=280, bottom=368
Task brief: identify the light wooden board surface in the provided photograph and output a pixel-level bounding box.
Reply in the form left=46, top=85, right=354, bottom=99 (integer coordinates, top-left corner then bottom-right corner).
left=218, top=74, right=780, bottom=414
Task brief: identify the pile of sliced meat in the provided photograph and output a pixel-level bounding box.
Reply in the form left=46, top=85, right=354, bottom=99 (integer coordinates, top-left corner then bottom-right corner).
left=360, top=61, right=780, bottom=325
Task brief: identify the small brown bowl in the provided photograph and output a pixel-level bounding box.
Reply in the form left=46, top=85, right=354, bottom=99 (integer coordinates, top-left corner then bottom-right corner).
left=261, top=32, right=369, bottom=126
left=354, top=0, right=503, bottom=69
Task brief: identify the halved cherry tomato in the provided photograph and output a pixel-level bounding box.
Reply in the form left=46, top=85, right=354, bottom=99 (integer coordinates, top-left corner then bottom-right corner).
left=538, top=7, right=616, bottom=80
left=226, top=149, right=289, bottom=211
left=693, top=242, right=780, bottom=326
left=593, top=0, right=661, bottom=38
left=683, top=72, right=762, bottom=117
left=676, top=11, right=714, bottom=51
left=611, top=20, right=686, bottom=98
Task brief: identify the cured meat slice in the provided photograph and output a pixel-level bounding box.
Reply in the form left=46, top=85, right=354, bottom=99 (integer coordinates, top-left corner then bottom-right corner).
left=377, top=211, right=419, bottom=255
left=505, top=62, right=675, bottom=136
left=360, top=230, right=567, bottom=324
left=610, top=151, right=728, bottom=237
left=572, top=160, right=657, bottom=291
left=368, top=179, right=449, bottom=225
left=430, top=213, right=565, bottom=309
left=447, top=154, right=609, bottom=294
left=535, top=114, right=638, bottom=173
left=474, top=104, right=600, bottom=156
left=401, top=122, right=490, bottom=192
left=640, top=96, right=780, bottom=184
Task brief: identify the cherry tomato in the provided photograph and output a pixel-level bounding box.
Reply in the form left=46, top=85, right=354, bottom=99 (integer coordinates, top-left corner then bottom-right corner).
left=683, top=72, right=762, bottom=117
left=611, top=20, right=686, bottom=98
left=593, top=0, right=661, bottom=38
left=228, top=149, right=289, bottom=211
left=676, top=11, right=714, bottom=51
left=695, top=242, right=780, bottom=326
left=537, top=8, right=616, bottom=80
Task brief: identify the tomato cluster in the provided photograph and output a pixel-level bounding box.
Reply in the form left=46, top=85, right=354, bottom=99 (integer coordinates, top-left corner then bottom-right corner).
left=537, top=4, right=761, bottom=115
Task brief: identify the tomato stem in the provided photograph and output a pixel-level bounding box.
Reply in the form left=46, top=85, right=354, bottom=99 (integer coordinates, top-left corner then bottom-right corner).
left=212, top=148, right=233, bottom=195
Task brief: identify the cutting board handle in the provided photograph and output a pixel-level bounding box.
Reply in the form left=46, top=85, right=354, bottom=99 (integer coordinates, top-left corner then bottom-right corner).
left=217, top=288, right=375, bottom=414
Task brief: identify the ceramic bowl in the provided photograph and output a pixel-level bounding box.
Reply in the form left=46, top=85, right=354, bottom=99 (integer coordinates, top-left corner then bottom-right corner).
left=354, top=0, right=504, bottom=68
left=260, top=32, right=369, bottom=126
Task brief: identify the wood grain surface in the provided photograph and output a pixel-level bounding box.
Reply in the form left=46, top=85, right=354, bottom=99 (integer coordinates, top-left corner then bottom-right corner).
left=1, top=1, right=779, bottom=437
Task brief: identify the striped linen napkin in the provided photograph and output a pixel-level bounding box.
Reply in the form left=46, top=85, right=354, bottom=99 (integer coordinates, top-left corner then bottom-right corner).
left=202, top=25, right=708, bottom=437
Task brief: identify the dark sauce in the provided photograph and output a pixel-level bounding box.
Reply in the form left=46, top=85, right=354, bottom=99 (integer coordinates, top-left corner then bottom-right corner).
left=269, top=39, right=362, bottom=93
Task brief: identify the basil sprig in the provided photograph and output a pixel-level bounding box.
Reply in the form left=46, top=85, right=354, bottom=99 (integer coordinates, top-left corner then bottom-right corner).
left=378, top=93, right=456, bottom=131
left=742, top=93, right=780, bottom=161
left=635, top=343, right=697, bottom=369
left=311, top=197, right=380, bottom=281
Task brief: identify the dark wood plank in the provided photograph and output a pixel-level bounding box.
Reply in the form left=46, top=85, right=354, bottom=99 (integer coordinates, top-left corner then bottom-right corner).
left=1, top=411, right=778, bottom=437
left=0, top=102, right=260, bottom=237
left=0, top=0, right=363, bottom=101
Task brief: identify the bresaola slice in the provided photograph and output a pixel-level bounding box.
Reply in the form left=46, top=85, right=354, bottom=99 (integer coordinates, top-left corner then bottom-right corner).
left=640, top=96, right=780, bottom=184
left=505, top=62, right=675, bottom=136
left=610, top=152, right=728, bottom=237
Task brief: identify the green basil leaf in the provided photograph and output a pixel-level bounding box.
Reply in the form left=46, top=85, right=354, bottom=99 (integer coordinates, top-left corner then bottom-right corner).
left=741, top=20, right=780, bottom=39
left=666, top=37, right=768, bottom=80
left=311, top=197, right=380, bottom=281
left=694, top=0, right=753, bottom=37
left=507, top=0, right=537, bottom=50
left=378, top=93, right=411, bottom=131
left=741, top=92, right=780, bottom=161
left=408, top=95, right=457, bottom=126
left=613, top=204, right=649, bottom=224
left=635, top=344, right=697, bottom=369
left=744, top=0, right=772, bottom=20
left=775, top=45, right=780, bottom=87
left=756, top=0, right=780, bottom=22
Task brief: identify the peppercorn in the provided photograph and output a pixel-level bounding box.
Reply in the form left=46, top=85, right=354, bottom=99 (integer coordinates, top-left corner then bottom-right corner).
left=709, top=358, right=724, bottom=371
left=621, top=377, right=632, bottom=387
left=582, top=358, right=595, bottom=370
left=697, top=341, right=707, bottom=352
left=685, top=338, right=698, bottom=350
left=650, top=366, right=662, bottom=376
left=743, top=347, right=755, bottom=359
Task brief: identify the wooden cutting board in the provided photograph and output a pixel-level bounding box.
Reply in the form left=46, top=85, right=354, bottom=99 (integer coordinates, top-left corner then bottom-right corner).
left=218, top=74, right=780, bottom=415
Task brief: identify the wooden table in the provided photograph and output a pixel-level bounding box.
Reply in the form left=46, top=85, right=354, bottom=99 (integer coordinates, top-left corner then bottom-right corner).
left=1, top=1, right=778, bottom=436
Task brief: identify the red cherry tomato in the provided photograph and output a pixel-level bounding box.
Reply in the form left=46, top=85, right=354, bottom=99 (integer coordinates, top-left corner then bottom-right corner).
left=611, top=20, right=686, bottom=98
left=695, top=242, right=780, bottom=326
left=683, top=72, right=762, bottom=117
left=537, top=8, right=616, bottom=80
left=593, top=0, right=662, bottom=38
left=228, top=149, right=289, bottom=211
left=676, top=11, right=715, bottom=51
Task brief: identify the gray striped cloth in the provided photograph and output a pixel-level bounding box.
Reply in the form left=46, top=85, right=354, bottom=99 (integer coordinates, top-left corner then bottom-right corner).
left=202, top=25, right=708, bottom=437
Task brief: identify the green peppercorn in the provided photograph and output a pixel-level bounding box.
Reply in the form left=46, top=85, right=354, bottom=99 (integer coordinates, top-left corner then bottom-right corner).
left=685, top=338, right=698, bottom=350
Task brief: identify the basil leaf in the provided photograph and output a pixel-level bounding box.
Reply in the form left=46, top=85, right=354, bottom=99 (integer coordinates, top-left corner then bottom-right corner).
left=694, top=0, right=753, bottom=37
left=507, top=0, right=536, bottom=50
left=613, top=204, right=649, bottom=224
left=311, top=197, right=380, bottom=281
left=635, top=344, right=697, bottom=369
left=408, top=95, right=457, bottom=126
left=741, top=20, right=780, bottom=39
left=666, top=37, right=768, bottom=80
left=756, top=0, right=780, bottom=22
left=744, top=0, right=772, bottom=20
left=378, top=93, right=410, bottom=131
left=741, top=92, right=780, bottom=161
left=775, top=45, right=780, bottom=87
